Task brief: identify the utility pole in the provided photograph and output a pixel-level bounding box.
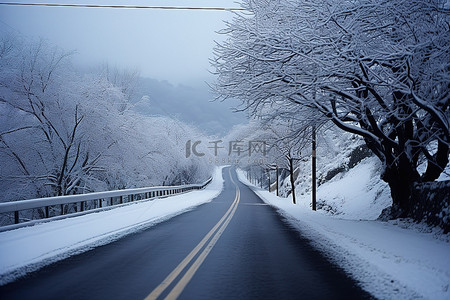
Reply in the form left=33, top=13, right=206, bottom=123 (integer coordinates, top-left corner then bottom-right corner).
left=260, top=171, right=263, bottom=188
left=269, top=164, right=279, bottom=196
left=289, top=157, right=296, bottom=204
left=276, top=165, right=279, bottom=196
left=312, top=125, right=317, bottom=211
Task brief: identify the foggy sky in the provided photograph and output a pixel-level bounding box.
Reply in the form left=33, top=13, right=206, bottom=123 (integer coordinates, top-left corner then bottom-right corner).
left=0, top=0, right=238, bottom=85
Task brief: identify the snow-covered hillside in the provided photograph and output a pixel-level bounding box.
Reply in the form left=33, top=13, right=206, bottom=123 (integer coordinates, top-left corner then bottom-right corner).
left=312, top=156, right=391, bottom=220
left=276, top=131, right=391, bottom=220
left=275, top=130, right=449, bottom=223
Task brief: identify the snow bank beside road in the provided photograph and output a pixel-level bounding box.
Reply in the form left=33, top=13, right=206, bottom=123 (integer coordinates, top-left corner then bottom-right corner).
left=0, top=167, right=224, bottom=285
left=237, top=170, right=450, bottom=300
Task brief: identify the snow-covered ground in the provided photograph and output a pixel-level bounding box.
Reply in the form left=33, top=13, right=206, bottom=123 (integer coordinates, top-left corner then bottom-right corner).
left=311, top=156, right=392, bottom=220
left=237, top=170, right=450, bottom=300
left=0, top=167, right=224, bottom=285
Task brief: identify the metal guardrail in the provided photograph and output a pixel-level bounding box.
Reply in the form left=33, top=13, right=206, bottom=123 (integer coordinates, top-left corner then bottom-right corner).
left=0, top=178, right=212, bottom=228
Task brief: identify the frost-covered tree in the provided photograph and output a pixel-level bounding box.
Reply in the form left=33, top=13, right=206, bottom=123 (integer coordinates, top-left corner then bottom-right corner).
left=0, top=37, right=87, bottom=198
left=213, top=0, right=450, bottom=216
left=0, top=35, right=212, bottom=204
left=266, top=121, right=311, bottom=204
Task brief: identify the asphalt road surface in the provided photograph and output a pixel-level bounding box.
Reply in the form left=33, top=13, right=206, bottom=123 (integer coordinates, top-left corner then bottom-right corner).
left=0, top=167, right=372, bottom=299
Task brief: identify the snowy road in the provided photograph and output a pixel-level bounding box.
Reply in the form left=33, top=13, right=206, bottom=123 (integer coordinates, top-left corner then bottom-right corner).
left=0, top=167, right=370, bottom=299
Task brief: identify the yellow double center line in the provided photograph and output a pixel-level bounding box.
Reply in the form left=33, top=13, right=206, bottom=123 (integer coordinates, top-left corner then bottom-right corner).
left=145, top=169, right=241, bottom=300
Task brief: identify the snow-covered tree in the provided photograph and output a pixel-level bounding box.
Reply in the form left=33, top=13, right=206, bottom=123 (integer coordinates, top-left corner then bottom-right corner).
left=0, top=37, right=86, bottom=198
left=266, top=121, right=311, bottom=204
left=0, top=35, right=213, bottom=205
left=213, top=0, right=450, bottom=216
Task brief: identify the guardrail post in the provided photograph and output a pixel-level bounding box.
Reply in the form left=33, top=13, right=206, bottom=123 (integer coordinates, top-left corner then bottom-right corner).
left=0, top=179, right=211, bottom=228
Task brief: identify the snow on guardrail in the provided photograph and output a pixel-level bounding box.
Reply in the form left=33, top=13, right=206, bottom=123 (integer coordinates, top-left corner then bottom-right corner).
left=0, top=178, right=212, bottom=228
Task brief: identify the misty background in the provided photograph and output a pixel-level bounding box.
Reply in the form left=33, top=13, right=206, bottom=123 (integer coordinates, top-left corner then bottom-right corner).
left=133, top=78, right=246, bottom=136
left=0, top=0, right=247, bottom=135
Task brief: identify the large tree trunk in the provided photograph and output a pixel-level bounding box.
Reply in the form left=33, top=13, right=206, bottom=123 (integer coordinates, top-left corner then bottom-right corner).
left=385, top=174, right=413, bottom=218
left=382, top=153, right=420, bottom=217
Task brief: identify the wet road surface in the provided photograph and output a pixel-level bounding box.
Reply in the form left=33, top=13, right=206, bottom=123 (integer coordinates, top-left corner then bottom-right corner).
left=0, top=167, right=372, bottom=299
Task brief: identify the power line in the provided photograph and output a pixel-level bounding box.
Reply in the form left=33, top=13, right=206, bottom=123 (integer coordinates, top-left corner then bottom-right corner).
left=0, top=2, right=245, bottom=11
